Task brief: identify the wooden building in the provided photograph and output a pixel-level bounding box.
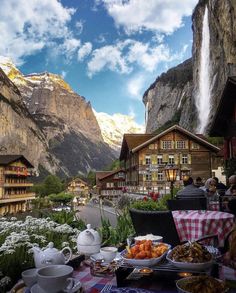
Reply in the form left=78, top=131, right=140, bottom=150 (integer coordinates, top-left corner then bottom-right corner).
left=0, top=155, right=35, bottom=216
left=96, top=169, right=126, bottom=198
left=120, top=125, right=220, bottom=193
left=210, top=76, right=236, bottom=160
left=67, top=177, right=89, bottom=195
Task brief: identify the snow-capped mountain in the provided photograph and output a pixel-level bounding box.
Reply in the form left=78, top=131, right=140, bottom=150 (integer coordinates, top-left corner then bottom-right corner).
left=94, top=110, right=144, bottom=151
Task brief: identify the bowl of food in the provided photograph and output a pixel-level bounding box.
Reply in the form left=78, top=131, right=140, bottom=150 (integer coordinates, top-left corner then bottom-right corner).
left=134, top=234, right=163, bottom=243
left=121, top=240, right=170, bottom=266
left=166, top=242, right=213, bottom=271
left=176, top=275, right=228, bottom=293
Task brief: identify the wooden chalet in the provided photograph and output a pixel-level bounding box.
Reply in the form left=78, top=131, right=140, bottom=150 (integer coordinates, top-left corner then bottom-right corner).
left=120, top=125, right=220, bottom=193
left=0, top=155, right=35, bottom=216
left=210, top=76, right=236, bottom=160
left=67, top=177, right=89, bottom=195
left=96, top=169, right=126, bottom=198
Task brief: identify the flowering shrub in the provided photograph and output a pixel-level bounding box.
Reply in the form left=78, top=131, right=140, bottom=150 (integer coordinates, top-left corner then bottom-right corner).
left=0, top=216, right=79, bottom=292
left=130, top=194, right=169, bottom=211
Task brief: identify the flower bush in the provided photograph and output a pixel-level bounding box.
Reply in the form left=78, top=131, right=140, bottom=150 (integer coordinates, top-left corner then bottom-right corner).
left=130, top=194, right=170, bottom=211
left=0, top=216, right=80, bottom=292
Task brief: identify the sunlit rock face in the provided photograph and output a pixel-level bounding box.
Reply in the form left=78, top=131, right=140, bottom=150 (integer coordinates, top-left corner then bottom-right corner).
left=144, top=0, right=236, bottom=134
left=0, top=58, right=115, bottom=177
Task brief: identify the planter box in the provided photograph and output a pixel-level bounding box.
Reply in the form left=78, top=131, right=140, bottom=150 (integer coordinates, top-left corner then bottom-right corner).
left=129, top=208, right=180, bottom=247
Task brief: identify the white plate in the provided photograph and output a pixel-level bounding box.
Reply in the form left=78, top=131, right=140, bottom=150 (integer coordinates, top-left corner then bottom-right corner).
left=166, top=250, right=213, bottom=271
left=134, top=234, right=163, bottom=242
left=90, top=252, right=121, bottom=264
left=120, top=244, right=171, bottom=267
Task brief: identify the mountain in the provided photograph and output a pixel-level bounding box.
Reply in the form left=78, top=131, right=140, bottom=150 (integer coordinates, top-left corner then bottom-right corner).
left=0, top=57, right=115, bottom=177
left=94, top=110, right=144, bottom=152
left=144, top=0, right=236, bottom=134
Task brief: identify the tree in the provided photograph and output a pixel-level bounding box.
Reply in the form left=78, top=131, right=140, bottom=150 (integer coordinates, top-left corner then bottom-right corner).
left=48, top=192, right=74, bottom=205
left=43, top=175, right=63, bottom=196
left=87, top=171, right=96, bottom=187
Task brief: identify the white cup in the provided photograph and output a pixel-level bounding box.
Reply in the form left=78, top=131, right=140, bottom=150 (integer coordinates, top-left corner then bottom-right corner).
left=37, top=265, right=74, bottom=293
left=22, top=268, right=38, bottom=288
left=100, top=247, right=118, bottom=262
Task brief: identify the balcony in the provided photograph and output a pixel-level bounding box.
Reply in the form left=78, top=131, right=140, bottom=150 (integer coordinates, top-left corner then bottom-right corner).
left=3, top=182, right=33, bottom=187
left=0, top=193, right=35, bottom=203
left=4, top=170, right=29, bottom=176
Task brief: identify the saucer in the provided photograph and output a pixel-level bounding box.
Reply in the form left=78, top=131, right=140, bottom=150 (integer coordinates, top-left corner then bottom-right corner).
left=90, top=252, right=121, bottom=264
left=31, top=284, right=48, bottom=293
left=30, top=279, right=82, bottom=293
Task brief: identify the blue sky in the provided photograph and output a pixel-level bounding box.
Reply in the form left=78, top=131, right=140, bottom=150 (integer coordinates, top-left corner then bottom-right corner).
left=0, top=0, right=198, bottom=125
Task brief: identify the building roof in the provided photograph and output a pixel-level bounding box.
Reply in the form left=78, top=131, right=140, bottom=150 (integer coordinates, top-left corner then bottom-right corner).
left=210, top=76, right=236, bottom=137
left=119, top=134, right=154, bottom=160
left=132, top=125, right=220, bottom=153
left=0, top=155, right=34, bottom=168
left=96, top=169, right=125, bottom=181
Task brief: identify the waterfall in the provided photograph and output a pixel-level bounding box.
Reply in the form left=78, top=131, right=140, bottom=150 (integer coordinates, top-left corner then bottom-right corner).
left=196, top=6, right=211, bottom=133
left=145, top=101, right=149, bottom=131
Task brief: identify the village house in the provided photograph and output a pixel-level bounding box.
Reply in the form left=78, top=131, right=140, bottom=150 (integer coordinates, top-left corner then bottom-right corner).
left=119, top=125, right=221, bottom=193
left=0, top=155, right=35, bottom=216
left=67, top=177, right=89, bottom=195
left=95, top=169, right=126, bottom=198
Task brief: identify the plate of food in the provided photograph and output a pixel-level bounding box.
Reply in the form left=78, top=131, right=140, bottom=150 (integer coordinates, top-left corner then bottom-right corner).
left=176, top=275, right=228, bottom=293
left=166, top=242, right=213, bottom=271
left=121, top=240, right=170, bottom=267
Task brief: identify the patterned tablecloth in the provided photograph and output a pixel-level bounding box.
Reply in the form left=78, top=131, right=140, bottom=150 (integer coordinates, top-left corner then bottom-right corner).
left=172, top=210, right=235, bottom=246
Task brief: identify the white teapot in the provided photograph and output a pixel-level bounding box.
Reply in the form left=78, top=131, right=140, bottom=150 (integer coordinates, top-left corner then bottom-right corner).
left=77, top=224, right=101, bottom=255
left=31, top=242, right=72, bottom=268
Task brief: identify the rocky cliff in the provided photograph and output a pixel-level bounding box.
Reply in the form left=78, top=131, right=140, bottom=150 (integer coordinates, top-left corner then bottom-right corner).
left=0, top=58, right=115, bottom=177
left=144, top=0, right=236, bottom=134
left=143, top=59, right=195, bottom=133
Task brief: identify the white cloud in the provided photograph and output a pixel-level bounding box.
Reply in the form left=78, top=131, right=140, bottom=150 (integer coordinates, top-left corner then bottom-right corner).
left=100, top=0, right=198, bottom=34
left=87, top=44, right=131, bottom=77
left=78, top=42, right=92, bottom=61
left=75, top=21, right=84, bottom=35
left=0, top=0, right=76, bottom=64
left=61, top=71, right=67, bottom=78
left=57, top=38, right=81, bottom=61
left=127, top=74, right=146, bottom=100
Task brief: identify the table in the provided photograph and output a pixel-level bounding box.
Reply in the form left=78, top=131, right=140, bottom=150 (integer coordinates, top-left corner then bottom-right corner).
left=172, top=210, right=234, bottom=246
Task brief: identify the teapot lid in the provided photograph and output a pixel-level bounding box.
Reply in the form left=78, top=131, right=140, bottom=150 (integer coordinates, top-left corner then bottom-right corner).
left=43, top=242, right=59, bottom=254
left=77, top=224, right=101, bottom=245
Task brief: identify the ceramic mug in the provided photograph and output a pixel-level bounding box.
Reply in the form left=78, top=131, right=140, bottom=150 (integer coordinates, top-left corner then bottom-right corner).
left=21, top=268, right=38, bottom=288
left=100, top=247, right=118, bottom=262
left=37, top=265, right=73, bottom=293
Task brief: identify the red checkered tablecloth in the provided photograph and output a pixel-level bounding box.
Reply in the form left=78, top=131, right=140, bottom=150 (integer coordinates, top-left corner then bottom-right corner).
left=172, top=210, right=235, bottom=246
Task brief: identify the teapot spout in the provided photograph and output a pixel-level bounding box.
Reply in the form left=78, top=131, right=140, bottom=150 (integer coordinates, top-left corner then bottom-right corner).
left=30, top=246, right=41, bottom=255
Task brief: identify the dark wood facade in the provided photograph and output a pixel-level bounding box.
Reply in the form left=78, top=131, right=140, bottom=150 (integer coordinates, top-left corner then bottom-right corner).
left=210, top=77, right=236, bottom=160
left=96, top=169, right=126, bottom=197
left=120, top=125, right=220, bottom=193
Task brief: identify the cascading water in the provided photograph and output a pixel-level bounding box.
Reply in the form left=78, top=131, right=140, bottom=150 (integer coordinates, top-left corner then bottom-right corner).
left=196, top=6, right=211, bottom=133
left=145, top=101, right=149, bottom=131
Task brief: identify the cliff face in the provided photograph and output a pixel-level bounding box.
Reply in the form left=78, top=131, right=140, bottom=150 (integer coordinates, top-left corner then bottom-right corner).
left=143, top=59, right=195, bottom=133
left=0, top=69, right=61, bottom=174
left=0, top=59, right=115, bottom=177
left=144, top=0, right=236, bottom=134
left=192, top=0, right=236, bottom=132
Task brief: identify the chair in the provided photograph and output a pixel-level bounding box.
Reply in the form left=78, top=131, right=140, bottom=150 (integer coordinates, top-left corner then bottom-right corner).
left=129, top=210, right=217, bottom=247
left=228, top=198, right=236, bottom=217
left=167, top=197, right=207, bottom=211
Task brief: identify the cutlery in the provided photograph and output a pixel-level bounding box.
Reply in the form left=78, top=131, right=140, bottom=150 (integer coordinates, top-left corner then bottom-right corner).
left=101, top=283, right=112, bottom=292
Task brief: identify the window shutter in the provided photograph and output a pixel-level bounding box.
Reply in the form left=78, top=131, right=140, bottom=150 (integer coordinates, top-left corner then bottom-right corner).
left=172, top=141, right=175, bottom=149
left=185, top=140, right=188, bottom=149
left=143, top=174, right=146, bottom=181
left=174, top=154, right=179, bottom=165
left=163, top=154, right=168, bottom=162
left=179, top=153, right=183, bottom=164
left=188, top=154, right=191, bottom=164
left=151, top=155, right=157, bottom=164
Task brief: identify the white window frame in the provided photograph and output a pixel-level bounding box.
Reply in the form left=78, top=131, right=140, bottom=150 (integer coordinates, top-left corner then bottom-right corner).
left=176, top=140, right=186, bottom=149
left=157, top=155, right=163, bottom=165
left=145, top=155, right=151, bottom=165
left=162, top=140, right=172, bottom=149
left=182, top=154, right=188, bottom=164
left=157, top=171, right=163, bottom=181
left=191, top=142, right=200, bottom=149
left=168, top=155, right=174, bottom=164
left=145, top=173, right=152, bottom=181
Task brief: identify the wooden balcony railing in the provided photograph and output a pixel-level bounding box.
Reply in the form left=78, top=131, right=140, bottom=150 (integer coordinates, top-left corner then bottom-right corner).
left=3, top=182, right=33, bottom=187
left=0, top=193, right=35, bottom=203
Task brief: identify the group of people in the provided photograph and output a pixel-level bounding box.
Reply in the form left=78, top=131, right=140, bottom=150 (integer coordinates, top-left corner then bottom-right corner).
left=176, top=175, right=236, bottom=199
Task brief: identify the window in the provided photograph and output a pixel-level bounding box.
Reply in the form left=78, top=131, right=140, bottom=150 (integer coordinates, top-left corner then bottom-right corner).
left=157, top=171, right=163, bottom=181
left=168, top=155, right=174, bottom=164
left=106, top=182, right=114, bottom=188
left=145, top=173, right=152, bottom=181
left=176, top=140, right=186, bottom=149
left=182, top=154, right=188, bottom=164
left=157, top=155, right=163, bottom=165
left=161, top=140, right=172, bottom=149
left=191, top=142, right=200, bottom=149
left=145, top=155, right=151, bottom=165
left=149, top=144, right=154, bottom=149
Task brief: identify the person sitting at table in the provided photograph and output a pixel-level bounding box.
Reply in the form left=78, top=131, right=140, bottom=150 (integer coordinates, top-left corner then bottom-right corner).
left=195, top=176, right=204, bottom=187
left=176, top=176, right=205, bottom=198
left=225, top=175, right=236, bottom=195
left=213, top=176, right=226, bottom=195
left=200, top=178, right=219, bottom=202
